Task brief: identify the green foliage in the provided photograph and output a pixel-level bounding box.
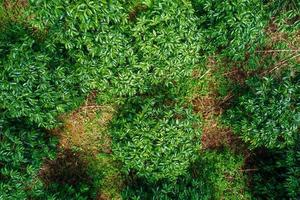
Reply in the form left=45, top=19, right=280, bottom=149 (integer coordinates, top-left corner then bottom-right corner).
left=87, top=154, right=124, bottom=199
left=0, top=0, right=202, bottom=128
left=224, top=57, right=300, bottom=199
left=0, top=115, right=56, bottom=199
left=263, top=0, right=300, bottom=32
left=42, top=183, right=95, bottom=200
left=0, top=36, right=85, bottom=128
left=266, top=0, right=300, bottom=15
left=112, top=94, right=201, bottom=182
left=285, top=147, right=300, bottom=198
left=36, top=0, right=200, bottom=98
left=1, top=0, right=204, bottom=196
left=191, top=0, right=267, bottom=60
left=122, top=150, right=250, bottom=200
left=247, top=144, right=300, bottom=199
left=28, top=0, right=129, bottom=92
left=0, top=3, right=86, bottom=128
left=273, top=10, right=300, bottom=33
left=107, top=0, right=203, bottom=183
left=226, top=69, right=300, bottom=149
left=1, top=0, right=298, bottom=198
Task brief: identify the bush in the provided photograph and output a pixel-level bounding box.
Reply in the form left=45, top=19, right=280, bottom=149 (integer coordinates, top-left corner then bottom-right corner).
left=0, top=115, right=56, bottom=199
left=226, top=69, right=300, bottom=149
left=30, top=0, right=201, bottom=97
left=0, top=2, right=86, bottom=128
left=0, top=36, right=85, bottom=128
left=247, top=144, right=300, bottom=199
left=107, top=1, right=203, bottom=183
left=122, top=150, right=250, bottom=200
left=111, top=94, right=201, bottom=182
left=191, top=0, right=267, bottom=60
left=0, top=0, right=202, bottom=128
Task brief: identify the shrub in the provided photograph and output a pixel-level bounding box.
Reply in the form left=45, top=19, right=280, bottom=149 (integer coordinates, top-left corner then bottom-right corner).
left=0, top=36, right=85, bottom=128
left=111, top=94, right=201, bottom=182
left=0, top=115, right=57, bottom=199
left=225, top=69, right=300, bottom=149
left=191, top=0, right=267, bottom=60
left=122, top=150, right=250, bottom=200
left=28, top=0, right=129, bottom=92
left=0, top=2, right=86, bottom=128
left=246, top=144, right=300, bottom=199
left=0, top=0, right=202, bottom=128
left=107, top=0, right=203, bottom=183
left=29, top=0, right=202, bottom=97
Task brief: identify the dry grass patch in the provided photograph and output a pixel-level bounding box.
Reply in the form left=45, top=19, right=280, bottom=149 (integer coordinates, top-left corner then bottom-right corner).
left=58, top=105, right=114, bottom=155
left=201, top=119, right=233, bottom=150
left=52, top=92, right=115, bottom=155
left=193, top=57, right=237, bottom=150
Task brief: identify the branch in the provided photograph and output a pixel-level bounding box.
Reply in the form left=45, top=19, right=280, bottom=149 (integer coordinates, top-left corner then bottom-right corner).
left=240, top=168, right=258, bottom=172
left=261, top=53, right=300, bottom=76
left=256, top=49, right=300, bottom=53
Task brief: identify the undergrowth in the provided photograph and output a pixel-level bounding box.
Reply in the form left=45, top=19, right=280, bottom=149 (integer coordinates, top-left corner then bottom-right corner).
left=0, top=0, right=299, bottom=199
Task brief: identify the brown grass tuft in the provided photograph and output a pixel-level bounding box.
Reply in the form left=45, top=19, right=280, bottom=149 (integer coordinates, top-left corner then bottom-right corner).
left=201, top=119, right=233, bottom=150
left=3, top=0, right=28, bottom=10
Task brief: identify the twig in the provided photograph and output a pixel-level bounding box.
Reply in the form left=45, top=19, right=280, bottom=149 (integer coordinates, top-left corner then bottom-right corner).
left=261, top=53, right=300, bottom=76
left=240, top=168, right=258, bottom=172
left=79, top=105, right=115, bottom=113
left=198, top=69, right=211, bottom=80
left=219, top=92, right=234, bottom=105
left=256, top=49, right=300, bottom=53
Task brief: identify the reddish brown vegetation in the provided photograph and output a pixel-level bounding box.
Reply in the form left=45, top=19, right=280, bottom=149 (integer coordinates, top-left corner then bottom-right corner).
left=3, top=0, right=28, bottom=10
left=201, top=119, right=233, bottom=150
left=97, top=193, right=110, bottom=200
left=193, top=58, right=240, bottom=150
left=39, top=149, right=92, bottom=186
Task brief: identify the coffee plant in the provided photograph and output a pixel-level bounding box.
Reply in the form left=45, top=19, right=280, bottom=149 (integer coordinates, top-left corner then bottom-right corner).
left=111, top=94, right=201, bottom=182
left=28, top=0, right=202, bottom=98
left=226, top=68, right=300, bottom=149
left=122, top=150, right=250, bottom=200
left=191, top=0, right=267, bottom=60
left=0, top=115, right=56, bottom=199
left=247, top=143, right=300, bottom=199
left=0, top=0, right=203, bottom=129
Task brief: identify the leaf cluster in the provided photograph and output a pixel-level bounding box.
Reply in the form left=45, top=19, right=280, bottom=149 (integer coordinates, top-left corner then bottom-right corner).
left=191, top=0, right=267, bottom=60
left=226, top=69, right=300, bottom=149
